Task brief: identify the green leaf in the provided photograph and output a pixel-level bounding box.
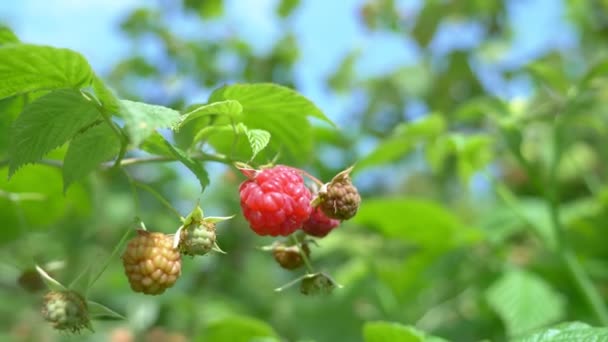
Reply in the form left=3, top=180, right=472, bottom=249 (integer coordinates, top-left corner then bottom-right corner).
left=515, top=321, right=608, bottom=342
left=0, top=26, right=19, bottom=45
left=87, top=300, right=126, bottom=321
left=357, top=114, right=445, bottom=171
left=357, top=138, right=415, bottom=171
left=63, top=122, right=121, bottom=191
left=178, top=100, right=243, bottom=128
left=580, top=59, right=608, bottom=89
left=0, top=44, right=93, bottom=100
left=194, top=123, right=258, bottom=162
left=353, top=198, right=480, bottom=250
left=486, top=268, right=566, bottom=337
left=513, top=198, right=557, bottom=250
left=92, top=75, right=121, bottom=114
left=0, top=96, right=25, bottom=158
left=120, top=100, right=180, bottom=147
left=455, top=134, right=494, bottom=184
left=184, top=0, right=224, bottom=19
left=363, top=321, right=448, bottom=342
left=209, top=83, right=332, bottom=160
left=9, top=89, right=102, bottom=176
left=198, top=315, right=279, bottom=342
left=194, top=123, right=271, bottom=162
left=425, top=135, right=456, bottom=172
left=0, top=166, right=91, bottom=244
left=412, top=1, right=442, bottom=46
left=209, top=83, right=331, bottom=124
left=245, top=128, right=271, bottom=160
left=453, top=96, right=505, bottom=122
left=328, top=50, right=359, bottom=92
left=277, top=0, right=300, bottom=17
left=153, top=132, right=209, bottom=191
left=526, top=56, right=570, bottom=95
left=140, top=131, right=175, bottom=157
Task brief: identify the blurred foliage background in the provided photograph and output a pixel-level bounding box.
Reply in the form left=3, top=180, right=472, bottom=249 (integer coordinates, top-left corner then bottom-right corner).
left=3, top=0, right=608, bottom=341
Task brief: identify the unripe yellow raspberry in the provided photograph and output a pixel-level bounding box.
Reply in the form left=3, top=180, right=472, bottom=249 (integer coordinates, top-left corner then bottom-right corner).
left=122, top=230, right=181, bottom=295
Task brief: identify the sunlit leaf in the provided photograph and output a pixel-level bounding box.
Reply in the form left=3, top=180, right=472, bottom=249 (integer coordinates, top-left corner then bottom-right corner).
left=0, top=95, right=25, bottom=158
left=0, top=26, right=19, bottom=45
left=0, top=44, right=93, bottom=99
left=178, top=100, right=242, bottom=128
left=92, top=75, right=121, bottom=114
left=9, top=89, right=102, bottom=176
left=245, top=128, right=271, bottom=160
left=209, top=83, right=333, bottom=160
left=120, top=100, right=180, bottom=147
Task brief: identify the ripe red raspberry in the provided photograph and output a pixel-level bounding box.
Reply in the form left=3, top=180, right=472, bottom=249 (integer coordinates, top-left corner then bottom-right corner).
left=122, top=230, right=181, bottom=295
left=302, top=207, right=341, bottom=237
left=239, top=165, right=312, bottom=236
left=41, top=290, right=91, bottom=333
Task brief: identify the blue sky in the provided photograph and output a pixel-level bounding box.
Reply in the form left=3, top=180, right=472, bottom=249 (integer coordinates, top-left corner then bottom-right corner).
left=1, top=0, right=577, bottom=120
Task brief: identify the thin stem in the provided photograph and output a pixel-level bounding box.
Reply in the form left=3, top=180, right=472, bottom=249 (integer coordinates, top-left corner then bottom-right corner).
left=291, top=234, right=314, bottom=274
left=230, top=118, right=239, bottom=161
left=562, top=250, right=608, bottom=325
left=545, top=122, right=608, bottom=325
left=498, top=116, right=608, bottom=324
left=134, top=181, right=182, bottom=220
left=86, top=227, right=133, bottom=294
left=0, top=152, right=233, bottom=171
left=484, top=172, right=550, bottom=247
left=121, top=169, right=141, bottom=215
left=92, top=100, right=128, bottom=168
left=566, top=152, right=602, bottom=196
left=0, top=190, right=46, bottom=201
left=284, top=167, right=324, bottom=187
left=117, top=156, right=174, bottom=167
left=115, top=152, right=232, bottom=167
left=274, top=274, right=308, bottom=292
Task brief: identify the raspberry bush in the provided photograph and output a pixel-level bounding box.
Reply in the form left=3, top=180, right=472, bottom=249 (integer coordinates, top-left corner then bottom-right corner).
left=4, top=2, right=608, bottom=341
left=0, top=26, right=363, bottom=335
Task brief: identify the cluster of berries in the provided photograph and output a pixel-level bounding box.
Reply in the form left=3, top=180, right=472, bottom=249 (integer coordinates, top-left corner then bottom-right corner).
left=120, top=164, right=360, bottom=296
left=238, top=165, right=360, bottom=271
left=33, top=164, right=360, bottom=333
left=121, top=207, right=229, bottom=295
left=239, top=165, right=360, bottom=237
